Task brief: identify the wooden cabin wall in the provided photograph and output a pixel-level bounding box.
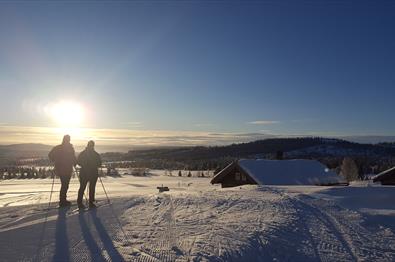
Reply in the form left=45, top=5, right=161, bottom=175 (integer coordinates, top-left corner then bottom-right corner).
left=381, top=178, right=395, bottom=185
left=220, top=165, right=257, bottom=188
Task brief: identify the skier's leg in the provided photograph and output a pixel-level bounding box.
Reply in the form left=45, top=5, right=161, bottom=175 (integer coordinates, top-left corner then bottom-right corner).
left=59, top=173, right=71, bottom=204
left=89, top=175, right=98, bottom=204
left=77, top=175, right=88, bottom=205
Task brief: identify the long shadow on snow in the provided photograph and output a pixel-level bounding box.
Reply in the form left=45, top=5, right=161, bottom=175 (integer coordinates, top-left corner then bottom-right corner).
left=90, top=209, right=125, bottom=261
left=53, top=208, right=70, bottom=262
left=78, top=211, right=107, bottom=262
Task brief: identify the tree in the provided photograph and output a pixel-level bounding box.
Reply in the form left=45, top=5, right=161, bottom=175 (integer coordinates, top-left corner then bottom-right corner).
left=340, top=157, right=359, bottom=182
left=276, top=151, right=284, bottom=160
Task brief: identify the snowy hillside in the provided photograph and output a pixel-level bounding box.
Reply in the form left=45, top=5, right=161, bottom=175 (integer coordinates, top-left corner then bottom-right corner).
left=0, top=174, right=394, bottom=261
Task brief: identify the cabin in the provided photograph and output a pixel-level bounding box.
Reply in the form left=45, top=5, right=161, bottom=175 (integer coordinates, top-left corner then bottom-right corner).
left=373, top=167, right=395, bottom=185
left=211, top=159, right=346, bottom=188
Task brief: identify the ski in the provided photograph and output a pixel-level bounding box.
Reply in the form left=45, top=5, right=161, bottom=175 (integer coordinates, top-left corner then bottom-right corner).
left=38, top=201, right=109, bottom=215
left=69, top=202, right=110, bottom=214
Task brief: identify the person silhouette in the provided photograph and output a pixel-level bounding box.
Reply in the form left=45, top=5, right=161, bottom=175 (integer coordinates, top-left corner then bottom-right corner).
left=48, top=135, right=77, bottom=207
left=77, top=140, right=102, bottom=209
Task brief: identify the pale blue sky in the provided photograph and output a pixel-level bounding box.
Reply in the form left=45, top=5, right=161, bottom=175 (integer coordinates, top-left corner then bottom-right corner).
left=0, top=1, right=394, bottom=145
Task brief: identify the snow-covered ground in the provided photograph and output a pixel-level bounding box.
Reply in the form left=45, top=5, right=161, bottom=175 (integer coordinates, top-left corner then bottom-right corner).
left=0, top=174, right=394, bottom=261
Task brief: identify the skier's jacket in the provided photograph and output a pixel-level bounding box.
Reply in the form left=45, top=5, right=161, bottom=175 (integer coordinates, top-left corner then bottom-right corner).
left=48, top=143, right=77, bottom=176
left=77, top=148, right=102, bottom=178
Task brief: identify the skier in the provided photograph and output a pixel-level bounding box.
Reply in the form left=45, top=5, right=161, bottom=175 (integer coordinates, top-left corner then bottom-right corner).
left=77, top=140, right=102, bottom=209
left=48, top=135, right=77, bottom=207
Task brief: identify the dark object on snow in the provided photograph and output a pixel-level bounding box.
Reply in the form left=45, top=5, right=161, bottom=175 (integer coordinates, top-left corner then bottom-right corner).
left=157, top=185, right=170, bottom=193
left=107, top=167, right=120, bottom=177
left=48, top=135, right=77, bottom=203
left=77, top=140, right=102, bottom=206
left=373, top=167, right=395, bottom=185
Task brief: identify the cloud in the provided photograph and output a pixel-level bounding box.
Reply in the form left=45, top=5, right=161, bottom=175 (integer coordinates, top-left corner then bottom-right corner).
left=247, top=120, right=280, bottom=125
left=0, top=125, right=275, bottom=147
left=1, top=124, right=394, bottom=148
left=194, top=123, right=214, bottom=127
left=122, top=121, right=143, bottom=128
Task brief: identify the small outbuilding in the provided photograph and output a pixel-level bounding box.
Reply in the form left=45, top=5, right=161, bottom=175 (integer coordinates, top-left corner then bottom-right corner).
left=373, top=167, right=395, bottom=185
left=211, top=159, right=346, bottom=188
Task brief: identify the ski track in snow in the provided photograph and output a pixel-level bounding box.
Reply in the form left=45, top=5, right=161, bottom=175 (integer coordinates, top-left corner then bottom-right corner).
left=0, top=177, right=394, bottom=261
left=116, top=187, right=395, bottom=262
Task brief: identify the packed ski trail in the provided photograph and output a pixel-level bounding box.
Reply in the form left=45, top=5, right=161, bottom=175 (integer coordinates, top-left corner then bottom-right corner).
left=119, top=186, right=395, bottom=261
left=0, top=175, right=394, bottom=261
left=0, top=200, right=128, bottom=262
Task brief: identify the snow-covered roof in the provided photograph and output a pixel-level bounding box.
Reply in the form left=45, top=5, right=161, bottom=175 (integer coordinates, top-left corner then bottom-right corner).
left=238, top=159, right=345, bottom=185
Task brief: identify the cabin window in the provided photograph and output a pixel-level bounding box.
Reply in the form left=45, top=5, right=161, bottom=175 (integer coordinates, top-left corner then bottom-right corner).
left=235, top=172, right=241, bottom=180
left=241, top=174, right=247, bottom=181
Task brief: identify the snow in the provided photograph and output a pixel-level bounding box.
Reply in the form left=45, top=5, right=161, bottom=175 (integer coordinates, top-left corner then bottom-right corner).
left=0, top=174, right=394, bottom=261
left=239, top=159, right=345, bottom=185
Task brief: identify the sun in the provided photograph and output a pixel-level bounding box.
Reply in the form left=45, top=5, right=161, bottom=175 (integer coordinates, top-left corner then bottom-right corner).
left=49, top=100, right=85, bottom=128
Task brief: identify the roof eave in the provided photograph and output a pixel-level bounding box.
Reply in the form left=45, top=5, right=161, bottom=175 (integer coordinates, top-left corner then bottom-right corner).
left=210, top=161, right=238, bottom=184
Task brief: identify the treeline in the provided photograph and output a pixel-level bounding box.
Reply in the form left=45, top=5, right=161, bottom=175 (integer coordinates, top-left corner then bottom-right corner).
left=1, top=166, right=109, bottom=180
left=101, top=137, right=395, bottom=173
left=104, top=156, right=236, bottom=171
left=301, top=156, right=395, bottom=180
left=1, top=166, right=55, bottom=179
left=3, top=138, right=395, bottom=178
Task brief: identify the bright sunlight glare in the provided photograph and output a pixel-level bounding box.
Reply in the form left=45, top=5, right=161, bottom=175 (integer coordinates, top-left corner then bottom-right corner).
left=49, top=100, right=85, bottom=128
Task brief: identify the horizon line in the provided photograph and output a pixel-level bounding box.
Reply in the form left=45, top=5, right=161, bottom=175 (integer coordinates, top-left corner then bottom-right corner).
left=0, top=124, right=395, bottom=148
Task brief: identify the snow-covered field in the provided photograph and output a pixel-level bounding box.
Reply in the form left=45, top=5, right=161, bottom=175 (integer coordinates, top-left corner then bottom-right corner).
left=0, top=174, right=394, bottom=261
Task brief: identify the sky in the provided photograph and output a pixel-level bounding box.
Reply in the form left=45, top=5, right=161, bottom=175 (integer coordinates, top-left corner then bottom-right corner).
left=0, top=1, right=394, bottom=146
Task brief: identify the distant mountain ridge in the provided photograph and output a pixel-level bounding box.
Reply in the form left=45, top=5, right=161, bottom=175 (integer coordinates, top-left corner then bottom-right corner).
left=2, top=137, right=395, bottom=158
left=0, top=143, right=53, bottom=165
left=123, top=137, right=395, bottom=163
left=1, top=138, right=395, bottom=168
left=0, top=143, right=52, bottom=151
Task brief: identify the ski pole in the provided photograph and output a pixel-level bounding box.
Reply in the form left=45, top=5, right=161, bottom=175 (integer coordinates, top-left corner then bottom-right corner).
left=98, top=176, right=111, bottom=204
left=35, top=169, right=55, bottom=262
left=47, top=173, right=55, bottom=210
